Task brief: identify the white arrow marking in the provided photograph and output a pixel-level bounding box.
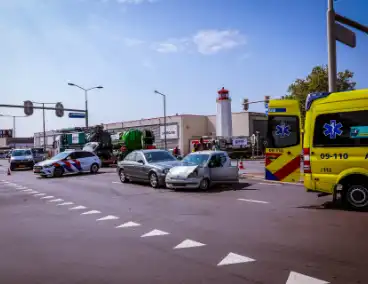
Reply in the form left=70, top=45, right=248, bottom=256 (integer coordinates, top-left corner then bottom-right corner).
left=81, top=210, right=101, bottom=215
left=174, top=239, right=206, bottom=249
left=41, top=196, right=54, bottom=199
left=237, top=198, right=269, bottom=204
left=286, top=272, right=329, bottom=284
left=57, top=202, right=74, bottom=206
left=96, top=215, right=119, bottom=221
left=48, top=198, right=64, bottom=203
left=141, top=229, right=169, bottom=238
left=217, top=252, right=255, bottom=266
left=34, top=193, right=46, bottom=196
left=115, top=221, right=141, bottom=228
left=69, top=205, right=87, bottom=210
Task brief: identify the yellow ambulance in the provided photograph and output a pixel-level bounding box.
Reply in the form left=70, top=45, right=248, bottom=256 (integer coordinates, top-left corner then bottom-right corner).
left=266, top=89, right=368, bottom=210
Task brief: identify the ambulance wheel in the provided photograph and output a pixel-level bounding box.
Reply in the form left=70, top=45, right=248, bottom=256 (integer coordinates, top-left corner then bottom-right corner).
left=90, top=163, right=99, bottom=174
left=53, top=167, right=64, bottom=178
left=345, top=184, right=368, bottom=210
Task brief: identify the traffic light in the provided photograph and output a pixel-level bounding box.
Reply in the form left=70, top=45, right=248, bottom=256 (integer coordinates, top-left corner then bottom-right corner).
left=264, top=96, right=270, bottom=104
left=243, top=98, right=249, bottom=111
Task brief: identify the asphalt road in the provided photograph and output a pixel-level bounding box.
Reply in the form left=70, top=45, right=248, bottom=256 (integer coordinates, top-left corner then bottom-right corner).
left=0, top=160, right=367, bottom=284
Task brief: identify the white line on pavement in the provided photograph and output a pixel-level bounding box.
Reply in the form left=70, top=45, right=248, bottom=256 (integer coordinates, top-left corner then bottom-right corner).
left=96, top=215, right=119, bottom=221
left=115, top=221, right=141, bottom=228
left=69, top=206, right=87, bottom=210
left=237, top=198, right=269, bottom=204
left=57, top=202, right=74, bottom=206
left=81, top=210, right=101, bottom=215
left=141, top=229, right=169, bottom=238
left=217, top=252, right=256, bottom=266
left=48, top=198, right=64, bottom=203
left=41, top=196, right=54, bottom=199
left=174, top=239, right=206, bottom=249
left=34, top=193, right=46, bottom=196
left=112, top=182, right=120, bottom=184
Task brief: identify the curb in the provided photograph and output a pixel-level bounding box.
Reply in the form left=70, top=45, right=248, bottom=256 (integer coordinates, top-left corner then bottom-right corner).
left=239, top=174, right=304, bottom=186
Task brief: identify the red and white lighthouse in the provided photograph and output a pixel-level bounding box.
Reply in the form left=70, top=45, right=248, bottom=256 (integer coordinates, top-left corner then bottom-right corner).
left=216, top=87, right=232, bottom=137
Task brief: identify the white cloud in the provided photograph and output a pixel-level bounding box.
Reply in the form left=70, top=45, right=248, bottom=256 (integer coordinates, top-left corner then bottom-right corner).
left=150, top=30, right=246, bottom=55
left=153, top=42, right=179, bottom=53
left=123, top=38, right=145, bottom=46
left=116, top=0, right=157, bottom=4
left=193, top=30, right=246, bottom=55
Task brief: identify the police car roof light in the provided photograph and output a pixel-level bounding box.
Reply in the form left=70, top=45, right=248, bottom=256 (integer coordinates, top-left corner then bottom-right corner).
left=305, top=92, right=331, bottom=111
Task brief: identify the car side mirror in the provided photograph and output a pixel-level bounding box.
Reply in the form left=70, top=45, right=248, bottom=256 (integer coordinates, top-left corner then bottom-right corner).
left=137, top=160, right=145, bottom=164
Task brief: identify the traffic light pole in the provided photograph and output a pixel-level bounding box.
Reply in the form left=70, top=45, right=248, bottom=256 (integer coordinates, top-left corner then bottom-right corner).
left=327, top=0, right=368, bottom=92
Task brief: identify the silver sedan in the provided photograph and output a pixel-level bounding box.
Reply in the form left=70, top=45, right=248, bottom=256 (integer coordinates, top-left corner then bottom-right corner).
left=165, top=150, right=239, bottom=191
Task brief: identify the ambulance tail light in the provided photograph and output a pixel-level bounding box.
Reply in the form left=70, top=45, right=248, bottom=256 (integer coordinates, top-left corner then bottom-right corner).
left=303, top=148, right=311, bottom=174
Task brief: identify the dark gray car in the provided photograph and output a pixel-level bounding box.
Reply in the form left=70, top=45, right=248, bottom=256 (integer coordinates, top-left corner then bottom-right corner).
left=117, top=149, right=181, bottom=188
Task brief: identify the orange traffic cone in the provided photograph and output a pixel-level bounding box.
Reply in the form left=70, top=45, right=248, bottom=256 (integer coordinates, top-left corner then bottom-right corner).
left=7, top=168, right=11, bottom=175
left=238, top=160, right=244, bottom=170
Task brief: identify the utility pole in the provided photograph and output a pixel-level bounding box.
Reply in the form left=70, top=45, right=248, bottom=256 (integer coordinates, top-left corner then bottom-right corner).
left=154, top=90, right=167, bottom=150
left=327, top=0, right=368, bottom=92
left=68, top=83, right=104, bottom=128
left=32, top=101, right=59, bottom=151
left=0, top=114, right=27, bottom=138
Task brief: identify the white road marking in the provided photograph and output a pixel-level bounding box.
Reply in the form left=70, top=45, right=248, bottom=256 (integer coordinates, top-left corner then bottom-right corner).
left=258, top=182, right=280, bottom=186
left=22, top=189, right=34, bottom=192
left=112, top=182, right=120, bottom=184
left=48, top=198, right=64, bottom=203
left=34, top=193, right=46, bottom=196
left=16, top=187, right=28, bottom=189
left=217, top=252, right=255, bottom=266
left=69, top=206, right=87, bottom=210
left=141, top=229, right=169, bottom=238
left=81, top=210, right=101, bottom=215
left=237, top=198, right=269, bottom=204
left=96, top=215, right=119, bottom=221
left=174, top=239, right=206, bottom=249
left=41, top=196, right=54, bottom=199
left=115, top=221, right=141, bottom=228
left=57, top=202, right=74, bottom=206
left=26, top=191, right=39, bottom=194
left=285, top=271, right=329, bottom=284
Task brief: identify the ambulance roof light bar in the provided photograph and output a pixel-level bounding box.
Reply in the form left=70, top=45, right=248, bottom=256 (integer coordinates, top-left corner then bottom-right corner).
left=305, top=92, right=331, bottom=111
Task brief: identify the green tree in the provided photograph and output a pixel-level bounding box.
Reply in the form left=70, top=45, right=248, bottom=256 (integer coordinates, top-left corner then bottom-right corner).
left=285, top=65, right=356, bottom=125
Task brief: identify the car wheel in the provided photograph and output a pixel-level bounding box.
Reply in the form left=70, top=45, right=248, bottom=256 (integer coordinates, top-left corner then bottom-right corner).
left=53, top=167, right=64, bottom=178
left=119, top=169, right=129, bottom=183
left=10, top=164, right=15, bottom=171
left=345, top=184, right=368, bottom=210
left=199, top=178, right=210, bottom=191
left=90, top=163, right=99, bottom=174
left=149, top=172, right=159, bottom=189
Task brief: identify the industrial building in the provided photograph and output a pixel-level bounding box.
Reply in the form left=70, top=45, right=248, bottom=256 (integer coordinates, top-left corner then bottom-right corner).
left=34, top=87, right=267, bottom=155
left=34, top=111, right=267, bottom=155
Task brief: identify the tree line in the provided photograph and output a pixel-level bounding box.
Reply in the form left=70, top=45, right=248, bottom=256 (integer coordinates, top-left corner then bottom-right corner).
left=284, top=65, right=356, bottom=125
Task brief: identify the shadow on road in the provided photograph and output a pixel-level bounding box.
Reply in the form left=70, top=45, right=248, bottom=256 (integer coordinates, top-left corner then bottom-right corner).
left=296, top=201, right=367, bottom=212
left=172, top=182, right=256, bottom=194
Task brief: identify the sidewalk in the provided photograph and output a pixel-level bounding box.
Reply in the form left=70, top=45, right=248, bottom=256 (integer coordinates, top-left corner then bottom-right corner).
left=239, top=172, right=304, bottom=185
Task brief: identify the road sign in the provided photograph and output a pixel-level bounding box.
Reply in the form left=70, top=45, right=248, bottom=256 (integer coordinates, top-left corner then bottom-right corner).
left=24, top=100, right=33, bottom=116
left=335, top=23, right=356, bottom=48
left=265, top=109, right=268, bottom=116
left=0, top=129, right=13, bottom=138
left=264, top=103, right=268, bottom=109
left=55, top=102, right=64, bottom=117
left=68, top=112, right=86, bottom=118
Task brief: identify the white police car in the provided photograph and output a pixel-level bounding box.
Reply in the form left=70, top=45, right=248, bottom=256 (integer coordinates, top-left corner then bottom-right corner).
left=33, top=150, right=102, bottom=178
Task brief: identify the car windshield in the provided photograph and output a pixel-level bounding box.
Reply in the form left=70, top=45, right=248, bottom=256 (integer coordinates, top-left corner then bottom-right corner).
left=144, top=151, right=176, bottom=163
left=50, top=152, right=70, bottom=160
left=83, top=142, right=98, bottom=152
left=182, top=154, right=210, bottom=166
left=12, top=150, right=32, bottom=156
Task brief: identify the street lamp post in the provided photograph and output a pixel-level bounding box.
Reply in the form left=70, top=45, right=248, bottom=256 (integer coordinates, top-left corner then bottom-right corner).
left=154, top=90, right=167, bottom=150
left=68, top=83, right=103, bottom=128
left=31, top=101, right=58, bottom=151
left=0, top=114, right=27, bottom=138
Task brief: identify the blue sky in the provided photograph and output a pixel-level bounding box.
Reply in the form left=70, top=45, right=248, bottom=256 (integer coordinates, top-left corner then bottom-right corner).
left=1, top=0, right=367, bottom=137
